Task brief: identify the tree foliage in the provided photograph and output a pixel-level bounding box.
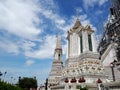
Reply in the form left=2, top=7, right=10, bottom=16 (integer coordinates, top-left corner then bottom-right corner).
left=18, top=77, right=37, bottom=90
left=0, top=80, right=21, bottom=90
left=76, top=85, right=88, bottom=90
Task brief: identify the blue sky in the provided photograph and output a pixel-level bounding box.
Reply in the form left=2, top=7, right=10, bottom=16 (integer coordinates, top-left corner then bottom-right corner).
left=0, top=0, right=110, bottom=86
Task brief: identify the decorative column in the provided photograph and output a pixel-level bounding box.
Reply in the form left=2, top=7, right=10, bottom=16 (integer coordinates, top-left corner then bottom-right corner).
left=70, top=77, right=77, bottom=90
left=97, top=78, right=102, bottom=90
left=78, top=77, right=86, bottom=89
left=64, top=78, right=69, bottom=90
left=82, top=31, right=89, bottom=52
left=91, top=33, right=97, bottom=52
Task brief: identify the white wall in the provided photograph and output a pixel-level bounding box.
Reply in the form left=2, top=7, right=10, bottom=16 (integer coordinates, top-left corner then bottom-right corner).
left=102, top=44, right=117, bottom=66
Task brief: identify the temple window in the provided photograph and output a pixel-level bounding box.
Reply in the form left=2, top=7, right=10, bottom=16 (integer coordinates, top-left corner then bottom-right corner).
left=80, top=35, right=83, bottom=53
left=88, top=34, right=93, bottom=51
left=58, top=54, right=60, bottom=60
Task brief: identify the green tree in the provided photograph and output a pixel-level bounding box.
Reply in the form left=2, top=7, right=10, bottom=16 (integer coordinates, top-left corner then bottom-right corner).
left=18, top=77, right=37, bottom=90
left=0, top=80, right=21, bottom=90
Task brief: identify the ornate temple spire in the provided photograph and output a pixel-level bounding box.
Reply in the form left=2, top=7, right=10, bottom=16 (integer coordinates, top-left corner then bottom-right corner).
left=55, top=34, right=62, bottom=50
left=54, top=34, right=62, bottom=60
left=73, top=18, right=81, bottom=29
left=48, top=34, right=63, bottom=85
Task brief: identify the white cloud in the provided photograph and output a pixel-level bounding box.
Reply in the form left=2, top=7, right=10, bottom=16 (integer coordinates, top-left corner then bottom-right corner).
left=95, top=34, right=102, bottom=46
left=0, top=38, right=19, bottom=54
left=25, top=35, right=56, bottom=59
left=20, top=40, right=36, bottom=51
left=99, top=0, right=108, bottom=6
left=26, top=60, right=35, bottom=66
left=0, top=0, right=66, bottom=59
left=76, top=7, right=83, bottom=14
left=95, top=10, right=103, bottom=15
left=0, top=0, right=41, bottom=40
left=83, top=0, right=108, bottom=9
left=83, top=0, right=97, bottom=9
left=41, top=9, right=66, bottom=28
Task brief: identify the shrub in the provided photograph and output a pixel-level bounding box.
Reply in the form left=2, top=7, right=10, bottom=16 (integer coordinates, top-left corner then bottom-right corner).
left=76, top=85, right=88, bottom=90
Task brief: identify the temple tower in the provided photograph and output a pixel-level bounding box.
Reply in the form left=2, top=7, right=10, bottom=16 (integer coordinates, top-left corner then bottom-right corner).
left=97, top=0, right=120, bottom=81
left=62, top=18, right=107, bottom=84
left=66, top=18, right=97, bottom=65
left=48, top=34, right=63, bottom=86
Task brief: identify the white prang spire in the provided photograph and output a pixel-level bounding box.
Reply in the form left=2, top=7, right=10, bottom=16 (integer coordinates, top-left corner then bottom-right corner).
left=48, top=33, right=63, bottom=86
left=55, top=34, right=62, bottom=50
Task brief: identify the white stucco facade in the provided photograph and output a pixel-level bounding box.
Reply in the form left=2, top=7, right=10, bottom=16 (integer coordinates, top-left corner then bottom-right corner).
left=101, top=43, right=117, bottom=66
